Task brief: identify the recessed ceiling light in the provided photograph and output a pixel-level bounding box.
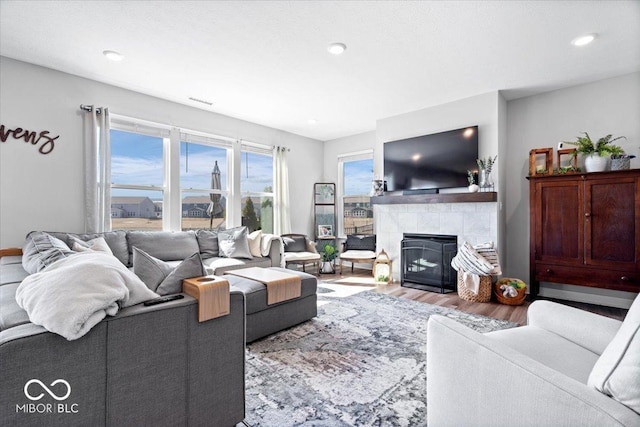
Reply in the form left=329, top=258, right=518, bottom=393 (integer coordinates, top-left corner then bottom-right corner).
left=103, top=50, right=124, bottom=61
left=571, top=34, right=596, bottom=47
left=308, top=119, right=318, bottom=125
left=412, top=154, right=421, bottom=161
left=327, top=43, right=347, bottom=55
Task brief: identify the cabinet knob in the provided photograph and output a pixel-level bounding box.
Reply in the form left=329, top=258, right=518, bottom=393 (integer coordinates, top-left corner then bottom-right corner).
left=584, top=213, right=591, bottom=218
left=621, top=276, right=631, bottom=282
left=546, top=269, right=553, bottom=274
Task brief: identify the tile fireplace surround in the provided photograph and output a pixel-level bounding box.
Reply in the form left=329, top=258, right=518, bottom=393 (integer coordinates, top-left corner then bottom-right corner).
left=373, top=193, right=498, bottom=282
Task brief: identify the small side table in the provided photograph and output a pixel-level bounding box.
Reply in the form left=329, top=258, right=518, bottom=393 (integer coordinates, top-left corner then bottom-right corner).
left=182, top=276, right=230, bottom=322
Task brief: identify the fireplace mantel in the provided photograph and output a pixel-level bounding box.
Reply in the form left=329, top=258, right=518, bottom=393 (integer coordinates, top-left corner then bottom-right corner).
left=371, top=192, right=497, bottom=205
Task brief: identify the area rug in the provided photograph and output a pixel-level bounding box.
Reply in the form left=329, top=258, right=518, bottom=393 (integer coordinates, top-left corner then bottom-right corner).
left=244, top=284, right=518, bottom=426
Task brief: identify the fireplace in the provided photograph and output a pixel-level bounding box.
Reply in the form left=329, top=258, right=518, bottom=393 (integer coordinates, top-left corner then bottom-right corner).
left=401, top=233, right=457, bottom=293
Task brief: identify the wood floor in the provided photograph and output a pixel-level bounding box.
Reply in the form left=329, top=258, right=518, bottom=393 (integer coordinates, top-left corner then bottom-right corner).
left=318, top=267, right=628, bottom=325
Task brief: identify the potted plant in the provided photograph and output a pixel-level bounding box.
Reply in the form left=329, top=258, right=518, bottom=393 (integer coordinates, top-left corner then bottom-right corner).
left=320, top=243, right=337, bottom=274
left=564, top=132, right=626, bottom=172
left=467, top=170, right=479, bottom=193
left=476, top=155, right=497, bottom=191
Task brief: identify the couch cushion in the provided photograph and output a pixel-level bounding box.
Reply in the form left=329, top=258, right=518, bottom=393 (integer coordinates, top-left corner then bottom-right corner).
left=202, top=256, right=271, bottom=275
left=22, top=231, right=75, bottom=274
left=283, top=235, right=307, bottom=253
left=0, top=282, right=30, bottom=331
left=345, top=234, right=376, bottom=251
left=127, top=231, right=199, bottom=263
left=225, top=267, right=317, bottom=315
left=0, top=263, right=29, bottom=286
left=485, top=325, right=599, bottom=384
left=588, top=320, right=640, bottom=414
left=218, top=226, right=252, bottom=259
left=283, top=252, right=320, bottom=262
left=132, top=247, right=204, bottom=295
left=195, top=230, right=219, bottom=258
left=67, top=231, right=129, bottom=266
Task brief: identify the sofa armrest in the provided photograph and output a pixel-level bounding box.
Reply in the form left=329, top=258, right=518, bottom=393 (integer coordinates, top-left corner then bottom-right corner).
left=426, top=315, right=638, bottom=427
left=527, top=300, right=622, bottom=355
left=266, top=237, right=282, bottom=267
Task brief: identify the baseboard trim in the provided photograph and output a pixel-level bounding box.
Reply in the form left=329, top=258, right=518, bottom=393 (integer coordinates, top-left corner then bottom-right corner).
left=538, top=286, right=635, bottom=309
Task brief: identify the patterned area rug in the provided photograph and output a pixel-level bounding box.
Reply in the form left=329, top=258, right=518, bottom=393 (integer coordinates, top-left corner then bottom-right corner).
left=244, top=284, right=518, bottom=426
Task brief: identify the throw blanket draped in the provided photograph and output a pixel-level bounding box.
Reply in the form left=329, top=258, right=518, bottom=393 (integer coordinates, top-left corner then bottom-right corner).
left=16, top=252, right=158, bottom=340
left=261, top=234, right=285, bottom=267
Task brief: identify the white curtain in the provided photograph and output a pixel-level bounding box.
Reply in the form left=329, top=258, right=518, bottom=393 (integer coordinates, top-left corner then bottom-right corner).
left=83, top=106, right=111, bottom=233
left=273, top=146, right=291, bottom=235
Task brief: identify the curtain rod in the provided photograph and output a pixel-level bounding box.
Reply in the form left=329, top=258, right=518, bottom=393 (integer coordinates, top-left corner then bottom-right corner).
left=80, top=104, right=103, bottom=114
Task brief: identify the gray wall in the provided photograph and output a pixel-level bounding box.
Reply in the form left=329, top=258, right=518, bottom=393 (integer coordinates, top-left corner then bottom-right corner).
left=506, top=71, right=640, bottom=308
left=0, top=57, right=323, bottom=247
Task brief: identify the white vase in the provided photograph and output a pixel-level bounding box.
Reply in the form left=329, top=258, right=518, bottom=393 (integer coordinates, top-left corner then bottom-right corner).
left=584, top=154, right=608, bottom=172
left=468, top=184, right=479, bottom=193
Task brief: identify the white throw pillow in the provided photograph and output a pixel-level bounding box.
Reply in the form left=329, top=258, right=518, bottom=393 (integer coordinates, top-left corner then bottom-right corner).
left=248, top=230, right=263, bottom=257
left=71, top=236, right=114, bottom=256
left=588, top=320, right=640, bottom=414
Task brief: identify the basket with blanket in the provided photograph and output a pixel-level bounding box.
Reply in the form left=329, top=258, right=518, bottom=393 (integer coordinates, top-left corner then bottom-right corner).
left=450, top=242, right=501, bottom=303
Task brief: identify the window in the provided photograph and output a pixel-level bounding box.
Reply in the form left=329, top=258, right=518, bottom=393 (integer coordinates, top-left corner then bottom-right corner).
left=110, top=129, right=166, bottom=230
left=240, top=149, right=274, bottom=233
left=107, top=116, right=275, bottom=233
left=180, top=138, right=229, bottom=231
left=339, top=152, right=374, bottom=236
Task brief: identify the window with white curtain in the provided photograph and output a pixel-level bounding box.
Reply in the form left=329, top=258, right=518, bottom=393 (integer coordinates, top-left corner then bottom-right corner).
left=338, top=151, right=374, bottom=236
left=108, top=115, right=274, bottom=232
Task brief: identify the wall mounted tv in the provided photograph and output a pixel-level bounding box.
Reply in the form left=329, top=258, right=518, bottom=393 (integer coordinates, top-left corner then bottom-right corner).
left=383, top=125, right=478, bottom=193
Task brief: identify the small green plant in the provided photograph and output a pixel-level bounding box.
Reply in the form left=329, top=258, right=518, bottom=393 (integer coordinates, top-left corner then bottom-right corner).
left=466, top=170, right=475, bottom=185
left=320, top=243, right=337, bottom=262
left=376, top=275, right=389, bottom=283
left=477, top=155, right=497, bottom=173
left=564, top=132, right=626, bottom=157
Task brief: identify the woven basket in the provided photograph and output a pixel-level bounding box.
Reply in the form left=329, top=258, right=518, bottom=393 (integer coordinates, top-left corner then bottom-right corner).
left=611, top=157, right=631, bottom=171
left=457, top=271, right=492, bottom=303
left=494, top=278, right=527, bottom=305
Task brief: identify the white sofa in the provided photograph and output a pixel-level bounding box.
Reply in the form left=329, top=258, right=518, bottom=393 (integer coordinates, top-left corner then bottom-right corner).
left=427, top=294, right=640, bottom=426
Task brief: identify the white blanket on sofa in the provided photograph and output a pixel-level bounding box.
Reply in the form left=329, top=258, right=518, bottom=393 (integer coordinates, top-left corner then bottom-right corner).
left=16, top=252, right=158, bottom=341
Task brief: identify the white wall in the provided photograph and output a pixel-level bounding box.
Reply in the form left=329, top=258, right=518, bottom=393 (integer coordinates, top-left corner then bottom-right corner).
left=506, top=71, right=640, bottom=308
left=0, top=57, right=323, bottom=247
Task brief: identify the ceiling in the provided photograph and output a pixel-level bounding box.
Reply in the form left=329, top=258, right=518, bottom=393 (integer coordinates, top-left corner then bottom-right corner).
left=1, top=1, right=639, bottom=141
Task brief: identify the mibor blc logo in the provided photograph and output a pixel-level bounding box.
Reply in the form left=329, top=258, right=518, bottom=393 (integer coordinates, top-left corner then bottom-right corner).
left=16, top=379, right=79, bottom=414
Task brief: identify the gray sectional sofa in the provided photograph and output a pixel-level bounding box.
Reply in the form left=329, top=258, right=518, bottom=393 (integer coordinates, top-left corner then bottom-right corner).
left=1, top=229, right=318, bottom=426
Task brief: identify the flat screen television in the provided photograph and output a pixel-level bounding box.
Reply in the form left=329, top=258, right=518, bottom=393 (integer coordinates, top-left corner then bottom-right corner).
left=383, top=126, right=478, bottom=193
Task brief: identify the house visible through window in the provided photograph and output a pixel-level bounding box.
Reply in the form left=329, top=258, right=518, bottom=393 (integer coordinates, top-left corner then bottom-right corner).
left=110, top=129, right=166, bottom=231
left=108, top=117, right=275, bottom=233
left=340, top=153, right=374, bottom=236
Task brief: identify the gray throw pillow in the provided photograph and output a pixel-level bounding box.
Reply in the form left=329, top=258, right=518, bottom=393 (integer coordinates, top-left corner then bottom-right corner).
left=67, top=231, right=129, bottom=266
left=132, top=247, right=204, bottom=295
left=218, top=226, right=253, bottom=259
left=283, top=235, right=307, bottom=253
left=22, top=231, right=75, bottom=274
left=195, top=230, right=219, bottom=258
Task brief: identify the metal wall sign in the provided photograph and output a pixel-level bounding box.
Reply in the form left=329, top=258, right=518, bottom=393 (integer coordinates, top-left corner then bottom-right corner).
left=0, top=124, right=59, bottom=154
